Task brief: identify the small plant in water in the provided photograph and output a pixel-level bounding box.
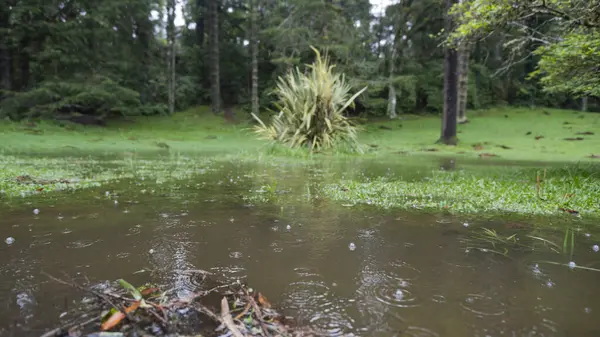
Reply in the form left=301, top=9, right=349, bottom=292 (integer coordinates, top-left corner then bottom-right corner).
left=251, top=46, right=367, bottom=152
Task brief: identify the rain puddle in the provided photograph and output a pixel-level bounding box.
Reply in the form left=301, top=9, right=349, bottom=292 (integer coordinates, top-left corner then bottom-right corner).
left=1, top=159, right=600, bottom=336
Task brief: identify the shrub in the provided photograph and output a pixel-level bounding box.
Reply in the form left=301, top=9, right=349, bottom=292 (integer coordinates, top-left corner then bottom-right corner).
left=252, top=47, right=367, bottom=151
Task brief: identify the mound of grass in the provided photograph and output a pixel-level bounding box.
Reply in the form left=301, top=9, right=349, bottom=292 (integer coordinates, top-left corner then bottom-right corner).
left=321, top=164, right=600, bottom=217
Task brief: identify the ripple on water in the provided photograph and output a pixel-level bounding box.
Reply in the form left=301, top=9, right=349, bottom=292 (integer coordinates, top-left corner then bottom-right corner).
left=284, top=276, right=355, bottom=336
left=403, top=326, right=440, bottom=337
left=385, top=260, right=421, bottom=281
left=461, top=293, right=506, bottom=317
left=66, top=239, right=100, bottom=249
left=359, top=267, right=421, bottom=308
left=210, top=265, right=247, bottom=283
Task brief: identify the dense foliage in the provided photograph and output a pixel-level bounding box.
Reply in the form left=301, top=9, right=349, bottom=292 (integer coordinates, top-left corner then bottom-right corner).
left=0, top=0, right=597, bottom=122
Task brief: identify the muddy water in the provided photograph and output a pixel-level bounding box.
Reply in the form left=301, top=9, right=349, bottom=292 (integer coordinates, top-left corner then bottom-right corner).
left=1, top=160, right=600, bottom=337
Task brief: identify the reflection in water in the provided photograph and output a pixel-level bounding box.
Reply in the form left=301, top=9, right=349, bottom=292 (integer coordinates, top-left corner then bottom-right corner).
left=0, top=161, right=600, bottom=336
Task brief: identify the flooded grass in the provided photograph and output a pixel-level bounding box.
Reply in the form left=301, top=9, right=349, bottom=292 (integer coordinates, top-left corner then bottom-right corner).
left=320, top=163, right=600, bottom=217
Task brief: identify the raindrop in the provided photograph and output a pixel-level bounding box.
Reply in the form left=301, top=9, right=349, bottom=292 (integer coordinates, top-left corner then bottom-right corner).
left=593, top=245, right=599, bottom=252
left=5, top=237, right=15, bottom=245
left=568, top=261, right=576, bottom=269
left=33, top=209, right=40, bottom=215
left=348, top=242, right=356, bottom=251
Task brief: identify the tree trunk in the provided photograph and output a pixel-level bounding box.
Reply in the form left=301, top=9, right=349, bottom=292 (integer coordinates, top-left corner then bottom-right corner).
left=581, top=97, right=588, bottom=112
left=438, top=0, right=458, bottom=145
left=387, top=36, right=398, bottom=119
left=0, top=6, right=11, bottom=95
left=209, top=0, right=221, bottom=114
left=166, top=0, right=176, bottom=114
left=250, top=0, right=259, bottom=117
left=457, top=43, right=469, bottom=124
left=196, top=0, right=205, bottom=46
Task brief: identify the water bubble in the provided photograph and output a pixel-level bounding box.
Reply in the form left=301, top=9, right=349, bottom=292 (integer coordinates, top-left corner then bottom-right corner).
left=348, top=242, right=356, bottom=251
left=33, top=209, right=39, bottom=215
left=593, top=245, right=599, bottom=252
left=463, top=222, right=469, bottom=227
left=5, top=237, right=15, bottom=245
left=394, top=289, right=404, bottom=300
left=568, top=261, right=576, bottom=269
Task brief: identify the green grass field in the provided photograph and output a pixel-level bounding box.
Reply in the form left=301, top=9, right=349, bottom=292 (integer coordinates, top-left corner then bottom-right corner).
left=2, top=106, right=598, bottom=162
left=1, top=106, right=600, bottom=217
left=360, top=107, right=600, bottom=162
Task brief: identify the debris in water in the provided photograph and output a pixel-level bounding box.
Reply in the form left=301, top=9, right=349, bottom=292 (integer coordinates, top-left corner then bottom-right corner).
left=40, top=272, right=308, bottom=337
left=105, top=191, right=110, bottom=197
left=348, top=242, right=356, bottom=251
left=114, top=200, right=118, bottom=205
left=286, top=225, right=291, bottom=230
left=5, top=237, right=15, bottom=245
left=593, top=245, right=599, bottom=252
left=33, top=208, right=40, bottom=215
left=463, top=222, right=469, bottom=227
left=568, top=261, right=576, bottom=269
left=148, top=249, right=155, bottom=254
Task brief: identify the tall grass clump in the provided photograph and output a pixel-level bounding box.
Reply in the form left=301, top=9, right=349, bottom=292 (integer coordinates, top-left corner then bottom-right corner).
left=252, top=47, right=367, bottom=152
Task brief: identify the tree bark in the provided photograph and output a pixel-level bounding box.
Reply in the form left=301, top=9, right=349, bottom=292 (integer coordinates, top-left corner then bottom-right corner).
left=0, top=6, right=11, bottom=95
left=581, top=97, right=588, bottom=112
left=209, top=0, right=221, bottom=114
left=250, top=0, right=259, bottom=117
left=457, top=42, right=469, bottom=124
left=196, top=0, right=205, bottom=46
left=387, top=36, right=398, bottom=119
left=166, top=0, right=176, bottom=114
left=438, top=0, right=458, bottom=145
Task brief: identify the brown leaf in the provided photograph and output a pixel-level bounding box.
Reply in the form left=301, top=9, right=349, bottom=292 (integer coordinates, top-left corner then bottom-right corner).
left=478, top=153, right=497, bottom=158
left=588, top=154, right=600, bottom=159
left=564, top=137, right=584, bottom=141
left=141, top=287, right=160, bottom=296
left=497, top=145, right=512, bottom=150
left=576, top=131, right=594, bottom=135
left=257, top=292, right=272, bottom=309
left=535, top=136, right=544, bottom=140
left=100, top=301, right=140, bottom=331
left=559, top=207, right=579, bottom=215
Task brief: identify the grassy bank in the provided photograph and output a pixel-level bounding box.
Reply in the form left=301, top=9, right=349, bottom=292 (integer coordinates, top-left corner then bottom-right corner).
left=2, top=106, right=600, bottom=217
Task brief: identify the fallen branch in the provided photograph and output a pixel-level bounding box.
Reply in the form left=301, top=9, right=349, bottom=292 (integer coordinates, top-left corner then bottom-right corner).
left=221, top=297, right=245, bottom=337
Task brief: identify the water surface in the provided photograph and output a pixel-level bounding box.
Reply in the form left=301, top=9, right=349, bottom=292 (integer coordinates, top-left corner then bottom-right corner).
left=1, top=159, right=599, bottom=337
